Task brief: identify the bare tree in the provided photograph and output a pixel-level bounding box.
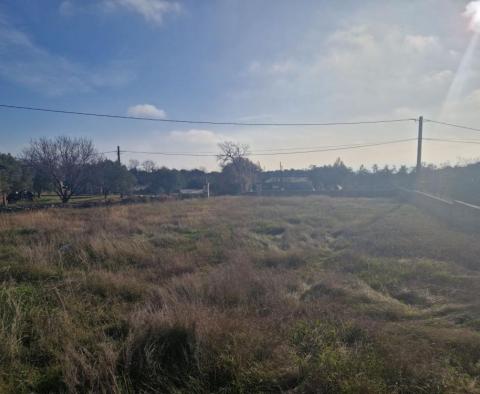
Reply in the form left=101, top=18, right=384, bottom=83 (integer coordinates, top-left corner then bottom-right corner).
left=217, top=141, right=250, bottom=167
left=217, top=141, right=260, bottom=193
left=128, top=159, right=140, bottom=170
left=23, top=136, right=98, bottom=203
left=142, top=160, right=156, bottom=173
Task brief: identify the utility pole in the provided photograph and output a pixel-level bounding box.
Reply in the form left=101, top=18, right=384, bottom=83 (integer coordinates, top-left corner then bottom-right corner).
left=280, top=162, right=284, bottom=191
left=416, top=116, right=423, bottom=173
left=205, top=175, right=210, bottom=199
left=117, top=146, right=121, bottom=164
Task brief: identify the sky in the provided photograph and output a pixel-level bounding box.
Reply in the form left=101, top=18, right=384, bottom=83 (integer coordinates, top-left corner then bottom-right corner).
left=2, top=0, right=480, bottom=170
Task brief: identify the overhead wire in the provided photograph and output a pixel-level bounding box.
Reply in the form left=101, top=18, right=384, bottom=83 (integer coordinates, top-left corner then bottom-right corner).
left=424, top=137, right=480, bottom=145
left=120, top=138, right=418, bottom=157
left=0, top=104, right=416, bottom=127
left=425, top=119, right=480, bottom=134
left=3, top=103, right=480, bottom=159
left=248, top=138, right=417, bottom=156
left=120, top=138, right=419, bottom=155
left=121, top=150, right=216, bottom=157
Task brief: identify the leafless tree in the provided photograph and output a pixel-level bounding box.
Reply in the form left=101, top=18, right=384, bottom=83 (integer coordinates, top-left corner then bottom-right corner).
left=128, top=159, right=140, bottom=170
left=217, top=141, right=250, bottom=167
left=23, top=136, right=98, bottom=203
left=142, top=160, right=156, bottom=173
left=217, top=141, right=260, bottom=193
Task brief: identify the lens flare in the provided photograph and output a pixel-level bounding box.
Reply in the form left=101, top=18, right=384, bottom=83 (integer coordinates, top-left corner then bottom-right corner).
left=464, top=1, right=480, bottom=32
left=438, top=2, right=480, bottom=120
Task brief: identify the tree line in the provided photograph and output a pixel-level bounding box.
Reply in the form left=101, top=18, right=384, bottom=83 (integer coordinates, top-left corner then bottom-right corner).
left=0, top=137, right=260, bottom=205
left=1, top=136, right=479, bottom=205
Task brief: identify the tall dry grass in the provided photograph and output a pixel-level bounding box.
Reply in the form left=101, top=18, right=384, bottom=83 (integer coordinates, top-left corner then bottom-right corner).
left=0, top=197, right=479, bottom=393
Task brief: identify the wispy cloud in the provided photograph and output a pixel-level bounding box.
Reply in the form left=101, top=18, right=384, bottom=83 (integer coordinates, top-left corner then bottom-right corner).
left=241, top=23, right=458, bottom=119
left=127, top=104, right=167, bottom=118
left=102, top=0, right=181, bottom=25
left=248, top=59, right=297, bottom=76
left=168, top=129, right=224, bottom=145
left=59, top=0, right=76, bottom=16
left=0, top=15, right=134, bottom=96
left=404, top=34, right=440, bottom=52
left=59, top=0, right=181, bottom=25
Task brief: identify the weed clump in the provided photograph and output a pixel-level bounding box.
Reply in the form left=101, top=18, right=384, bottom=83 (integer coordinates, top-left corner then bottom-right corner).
left=292, top=320, right=387, bottom=393
left=122, top=320, right=198, bottom=392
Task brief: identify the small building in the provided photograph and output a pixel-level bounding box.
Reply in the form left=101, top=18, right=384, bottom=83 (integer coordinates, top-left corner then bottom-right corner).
left=179, top=189, right=205, bottom=198
left=259, top=176, right=315, bottom=194
left=179, top=183, right=210, bottom=199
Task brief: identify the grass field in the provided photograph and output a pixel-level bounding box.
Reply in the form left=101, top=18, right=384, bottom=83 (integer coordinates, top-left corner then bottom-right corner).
left=1, top=196, right=480, bottom=393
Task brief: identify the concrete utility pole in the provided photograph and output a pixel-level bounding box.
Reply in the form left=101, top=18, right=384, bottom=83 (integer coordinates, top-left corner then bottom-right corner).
left=280, top=162, right=284, bottom=191
left=416, top=116, right=423, bottom=173
left=117, top=146, right=121, bottom=164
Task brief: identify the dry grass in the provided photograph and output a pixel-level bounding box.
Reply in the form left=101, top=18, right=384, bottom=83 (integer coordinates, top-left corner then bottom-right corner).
left=1, top=196, right=480, bottom=393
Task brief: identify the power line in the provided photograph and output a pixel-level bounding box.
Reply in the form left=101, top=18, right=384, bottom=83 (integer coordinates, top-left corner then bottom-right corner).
left=424, top=137, right=480, bottom=145
left=92, top=151, right=116, bottom=156
left=122, top=150, right=216, bottom=157
left=120, top=138, right=417, bottom=158
left=251, top=139, right=417, bottom=152
left=425, top=119, right=480, bottom=134
left=120, top=136, right=480, bottom=158
left=0, top=104, right=416, bottom=127
left=248, top=138, right=417, bottom=156
left=120, top=138, right=418, bottom=155
left=85, top=137, right=480, bottom=160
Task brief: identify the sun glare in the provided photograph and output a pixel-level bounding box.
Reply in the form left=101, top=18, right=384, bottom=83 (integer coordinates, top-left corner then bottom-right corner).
left=438, top=1, right=480, bottom=118
left=465, top=1, right=480, bottom=32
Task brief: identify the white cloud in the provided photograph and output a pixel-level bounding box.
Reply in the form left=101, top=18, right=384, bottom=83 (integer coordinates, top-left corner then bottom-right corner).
left=103, top=0, right=181, bottom=25
left=270, top=61, right=294, bottom=74
left=437, top=88, right=480, bottom=123
left=169, top=129, right=224, bottom=145
left=404, top=35, right=440, bottom=52
left=59, top=0, right=181, bottom=25
left=59, top=0, right=75, bottom=16
left=0, top=16, right=134, bottom=96
left=327, top=25, right=376, bottom=49
left=127, top=104, right=166, bottom=118
left=248, top=60, right=297, bottom=76
left=324, top=26, right=442, bottom=71
left=243, top=23, right=457, bottom=120
left=321, top=25, right=456, bottom=114
left=421, top=69, right=453, bottom=86
left=464, top=1, right=480, bottom=33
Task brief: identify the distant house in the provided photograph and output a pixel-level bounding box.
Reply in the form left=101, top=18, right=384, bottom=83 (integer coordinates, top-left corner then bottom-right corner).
left=315, top=183, right=343, bottom=192
left=179, top=183, right=210, bottom=199
left=259, top=176, right=315, bottom=194
left=133, top=184, right=150, bottom=194
left=179, top=189, right=205, bottom=198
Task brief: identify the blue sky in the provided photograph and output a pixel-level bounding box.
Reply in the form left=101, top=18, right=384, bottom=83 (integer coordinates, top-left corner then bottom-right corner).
left=2, top=0, right=480, bottom=170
